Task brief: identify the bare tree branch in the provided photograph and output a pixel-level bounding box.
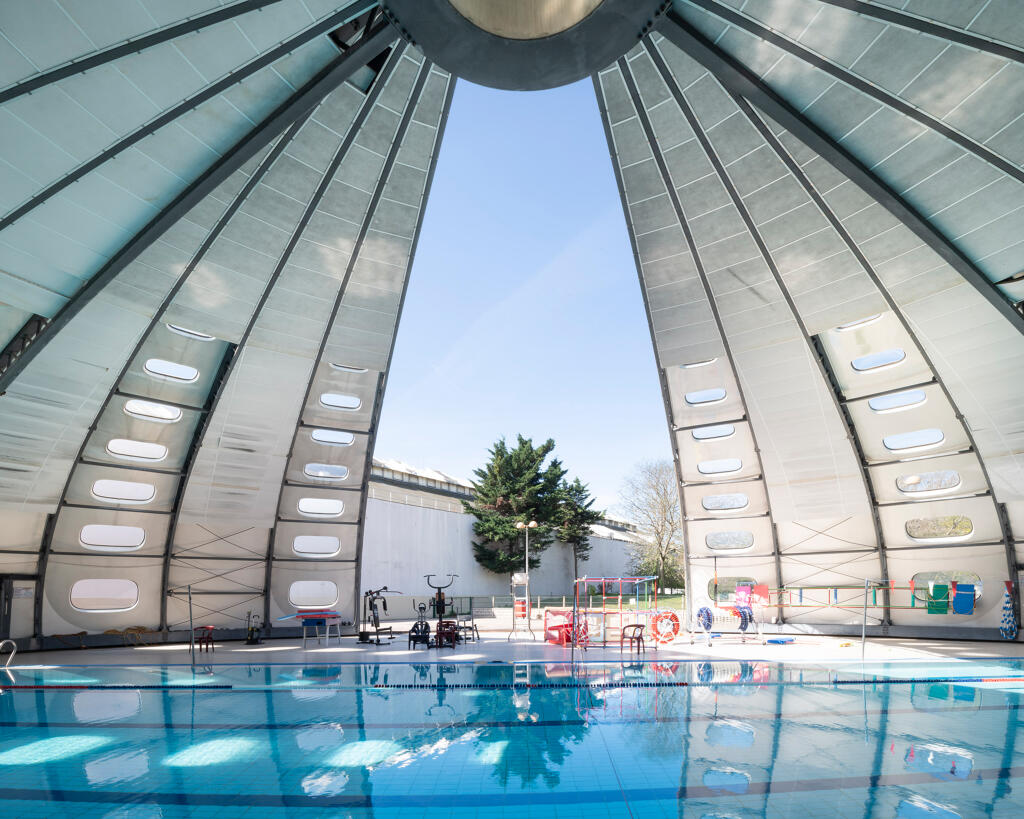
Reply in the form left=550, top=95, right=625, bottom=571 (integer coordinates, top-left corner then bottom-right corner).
left=618, top=460, right=685, bottom=588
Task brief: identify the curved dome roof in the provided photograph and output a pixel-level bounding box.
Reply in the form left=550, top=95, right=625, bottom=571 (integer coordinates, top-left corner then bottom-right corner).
left=0, top=0, right=1021, bottom=643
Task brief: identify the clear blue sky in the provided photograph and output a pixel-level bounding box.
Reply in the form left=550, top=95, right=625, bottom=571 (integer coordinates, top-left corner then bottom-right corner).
left=374, top=78, right=672, bottom=511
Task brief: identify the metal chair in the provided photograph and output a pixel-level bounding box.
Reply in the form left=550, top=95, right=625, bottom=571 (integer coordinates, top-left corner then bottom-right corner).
left=408, top=620, right=431, bottom=649
left=457, top=612, right=479, bottom=642
left=620, top=623, right=645, bottom=654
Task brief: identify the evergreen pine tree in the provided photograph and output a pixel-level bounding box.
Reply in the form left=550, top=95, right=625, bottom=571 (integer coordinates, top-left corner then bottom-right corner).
left=556, top=477, right=603, bottom=581
left=463, top=435, right=566, bottom=575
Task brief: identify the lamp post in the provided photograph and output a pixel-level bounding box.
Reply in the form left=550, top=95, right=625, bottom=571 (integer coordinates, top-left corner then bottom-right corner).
left=516, top=520, right=538, bottom=616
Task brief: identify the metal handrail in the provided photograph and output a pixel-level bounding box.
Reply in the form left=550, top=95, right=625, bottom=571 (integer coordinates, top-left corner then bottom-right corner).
left=0, top=639, right=15, bottom=668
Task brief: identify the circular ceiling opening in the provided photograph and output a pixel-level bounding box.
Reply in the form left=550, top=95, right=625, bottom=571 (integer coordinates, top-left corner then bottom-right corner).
left=385, top=0, right=665, bottom=90
left=447, top=0, right=603, bottom=40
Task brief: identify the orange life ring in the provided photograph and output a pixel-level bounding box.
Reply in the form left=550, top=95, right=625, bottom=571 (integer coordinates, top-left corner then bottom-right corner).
left=651, top=610, right=680, bottom=644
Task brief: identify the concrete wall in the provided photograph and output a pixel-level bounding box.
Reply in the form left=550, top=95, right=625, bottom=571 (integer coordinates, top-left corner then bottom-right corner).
left=360, top=497, right=634, bottom=599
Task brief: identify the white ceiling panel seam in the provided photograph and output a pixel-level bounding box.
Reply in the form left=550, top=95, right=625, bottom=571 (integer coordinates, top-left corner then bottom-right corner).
left=731, top=92, right=1018, bottom=576
left=671, top=51, right=1007, bottom=622
left=652, top=19, right=1024, bottom=334
left=604, top=57, right=785, bottom=621
left=170, top=48, right=412, bottom=622
left=0, top=25, right=399, bottom=404
left=0, top=4, right=374, bottom=245
left=267, top=57, right=443, bottom=629
left=809, top=0, right=1024, bottom=62
left=29, top=41, right=396, bottom=639
left=0, top=1, right=295, bottom=99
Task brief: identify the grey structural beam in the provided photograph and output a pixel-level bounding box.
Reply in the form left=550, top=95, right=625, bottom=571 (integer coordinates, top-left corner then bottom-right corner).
left=162, top=46, right=408, bottom=632
left=349, top=67, right=456, bottom=629
left=591, top=72, right=697, bottom=629
left=811, top=0, right=1024, bottom=65
left=656, top=10, right=1024, bottom=335
left=264, top=55, right=434, bottom=633
left=613, top=55, right=785, bottom=625
left=0, top=314, right=49, bottom=379
left=0, top=10, right=393, bottom=234
left=157, top=343, right=237, bottom=630
left=0, top=19, right=398, bottom=395
left=0, top=0, right=306, bottom=105
left=735, top=93, right=1021, bottom=632
left=30, top=114, right=306, bottom=640
left=644, top=40, right=892, bottom=624
left=682, top=0, right=1024, bottom=184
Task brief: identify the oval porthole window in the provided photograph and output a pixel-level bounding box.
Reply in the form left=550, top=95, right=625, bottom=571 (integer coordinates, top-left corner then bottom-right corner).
left=144, top=358, right=199, bottom=383
left=311, top=429, right=355, bottom=446
left=166, top=323, right=215, bottom=341
left=906, top=515, right=973, bottom=542
left=883, top=428, right=944, bottom=452
left=304, top=463, right=350, bottom=481
left=702, top=493, right=749, bottom=512
left=851, top=348, right=906, bottom=372
left=685, top=387, right=726, bottom=406
left=293, top=535, right=342, bottom=556
left=681, top=358, right=717, bottom=369
left=123, top=398, right=182, bottom=423
left=836, top=314, right=882, bottom=331
left=329, top=363, right=368, bottom=374
left=106, top=438, right=168, bottom=462
left=698, top=458, right=742, bottom=475
left=705, top=531, right=754, bottom=550
left=910, top=571, right=982, bottom=602
left=70, top=579, right=139, bottom=612
left=80, top=524, right=146, bottom=552
left=868, top=390, right=926, bottom=413
left=91, top=479, right=156, bottom=505
left=896, top=470, right=962, bottom=495
left=319, top=393, right=360, bottom=411
left=692, top=424, right=735, bottom=441
left=289, top=580, right=339, bottom=608
left=297, top=498, right=345, bottom=518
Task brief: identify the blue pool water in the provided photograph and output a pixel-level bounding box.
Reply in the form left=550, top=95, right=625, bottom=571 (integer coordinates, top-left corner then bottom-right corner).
left=2, top=659, right=1024, bottom=817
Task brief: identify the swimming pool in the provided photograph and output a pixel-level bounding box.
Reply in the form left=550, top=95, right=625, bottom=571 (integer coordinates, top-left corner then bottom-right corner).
left=2, top=658, right=1023, bottom=817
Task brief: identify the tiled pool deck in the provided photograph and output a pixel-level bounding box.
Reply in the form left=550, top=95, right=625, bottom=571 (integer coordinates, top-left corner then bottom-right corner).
left=12, top=630, right=1024, bottom=667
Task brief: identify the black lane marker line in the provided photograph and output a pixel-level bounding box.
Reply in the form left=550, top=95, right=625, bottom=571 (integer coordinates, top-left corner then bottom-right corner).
left=4, top=766, right=1024, bottom=807
left=6, top=675, right=1023, bottom=694
left=0, top=700, right=1013, bottom=732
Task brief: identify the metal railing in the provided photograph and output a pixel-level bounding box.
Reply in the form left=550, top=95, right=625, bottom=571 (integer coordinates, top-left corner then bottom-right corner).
left=1, top=639, right=16, bottom=668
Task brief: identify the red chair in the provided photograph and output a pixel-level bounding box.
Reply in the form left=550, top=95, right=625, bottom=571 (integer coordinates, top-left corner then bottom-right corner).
left=194, top=626, right=215, bottom=653
left=435, top=621, right=459, bottom=648
left=620, top=624, right=645, bottom=654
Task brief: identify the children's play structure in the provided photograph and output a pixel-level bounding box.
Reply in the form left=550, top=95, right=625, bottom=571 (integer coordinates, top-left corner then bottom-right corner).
left=544, top=577, right=683, bottom=650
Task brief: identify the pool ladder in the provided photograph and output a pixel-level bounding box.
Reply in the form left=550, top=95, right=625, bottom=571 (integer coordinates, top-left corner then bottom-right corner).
left=0, top=639, right=14, bottom=689
left=1, top=639, right=15, bottom=668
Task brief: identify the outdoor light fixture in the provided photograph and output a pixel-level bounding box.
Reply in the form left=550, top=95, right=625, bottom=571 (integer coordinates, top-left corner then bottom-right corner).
left=515, top=521, right=538, bottom=579
left=515, top=520, right=539, bottom=629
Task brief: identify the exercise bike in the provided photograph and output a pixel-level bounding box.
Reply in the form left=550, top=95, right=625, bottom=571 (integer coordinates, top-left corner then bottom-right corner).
left=358, top=586, right=399, bottom=644
left=425, top=574, right=459, bottom=648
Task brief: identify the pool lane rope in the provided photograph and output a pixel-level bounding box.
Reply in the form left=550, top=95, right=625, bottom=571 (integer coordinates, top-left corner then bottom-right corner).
left=5, top=676, right=1024, bottom=692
